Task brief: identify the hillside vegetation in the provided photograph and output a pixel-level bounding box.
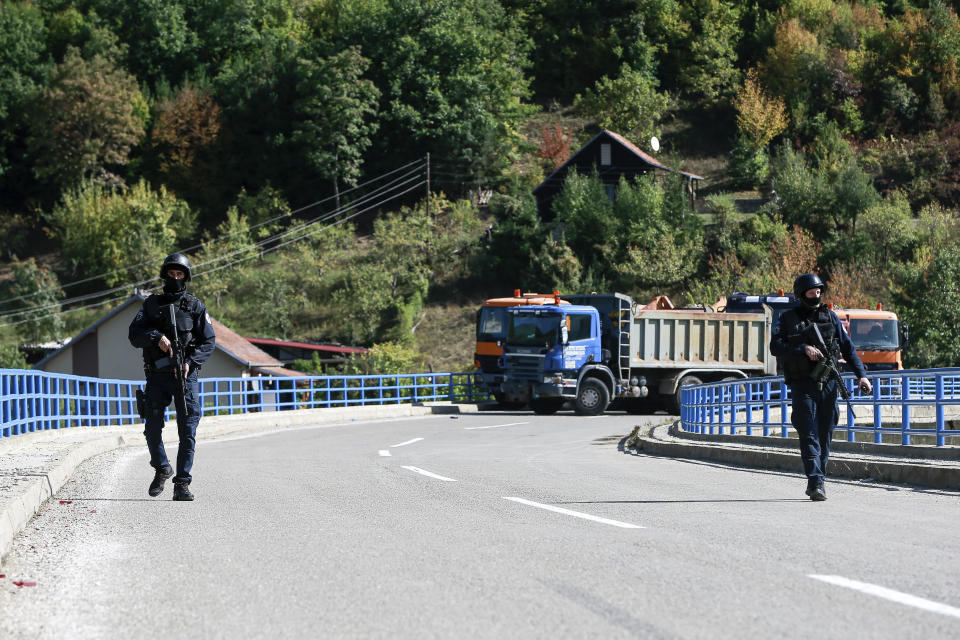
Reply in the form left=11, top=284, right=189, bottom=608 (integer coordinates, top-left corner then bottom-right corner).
left=1, top=0, right=960, bottom=372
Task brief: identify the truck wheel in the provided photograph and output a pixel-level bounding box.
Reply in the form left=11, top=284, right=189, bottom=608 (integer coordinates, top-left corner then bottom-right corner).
left=530, top=398, right=564, bottom=415
left=669, top=375, right=702, bottom=415
left=575, top=378, right=610, bottom=416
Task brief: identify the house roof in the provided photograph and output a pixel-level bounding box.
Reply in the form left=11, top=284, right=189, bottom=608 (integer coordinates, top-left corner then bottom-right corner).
left=210, top=318, right=283, bottom=368
left=533, top=129, right=704, bottom=194
left=246, top=337, right=370, bottom=355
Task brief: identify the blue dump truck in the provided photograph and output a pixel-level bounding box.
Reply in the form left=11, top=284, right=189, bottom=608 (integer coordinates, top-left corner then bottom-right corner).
left=499, top=293, right=777, bottom=415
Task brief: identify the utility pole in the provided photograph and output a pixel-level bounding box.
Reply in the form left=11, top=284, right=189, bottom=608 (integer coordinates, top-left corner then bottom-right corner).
left=425, top=152, right=431, bottom=217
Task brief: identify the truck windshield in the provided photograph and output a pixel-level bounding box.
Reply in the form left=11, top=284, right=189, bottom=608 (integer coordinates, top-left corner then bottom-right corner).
left=848, top=319, right=899, bottom=350
left=477, top=307, right=508, bottom=341
left=508, top=313, right=560, bottom=347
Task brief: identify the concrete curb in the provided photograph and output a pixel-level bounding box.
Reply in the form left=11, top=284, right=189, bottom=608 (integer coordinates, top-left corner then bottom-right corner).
left=628, top=422, right=960, bottom=490
left=0, top=403, right=462, bottom=562
left=0, top=434, right=128, bottom=565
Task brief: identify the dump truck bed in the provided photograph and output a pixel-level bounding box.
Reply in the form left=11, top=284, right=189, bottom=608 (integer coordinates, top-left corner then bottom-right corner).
left=628, top=309, right=775, bottom=374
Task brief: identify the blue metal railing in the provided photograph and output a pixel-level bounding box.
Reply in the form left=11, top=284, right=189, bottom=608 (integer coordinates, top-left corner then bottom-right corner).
left=680, top=368, right=960, bottom=447
left=0, top=369, right=490, bottom=439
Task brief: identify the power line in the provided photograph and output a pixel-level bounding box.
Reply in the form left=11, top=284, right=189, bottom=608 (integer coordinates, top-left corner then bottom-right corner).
left=0, top=161, right=430, bottom=329
left=0, top=158, right=427, bottom=311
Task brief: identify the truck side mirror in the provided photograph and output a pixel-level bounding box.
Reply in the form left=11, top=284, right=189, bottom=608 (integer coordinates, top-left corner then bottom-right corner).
left=900, top=324, right=909, bottom=350
left=560, top=323, right=568, bottom=344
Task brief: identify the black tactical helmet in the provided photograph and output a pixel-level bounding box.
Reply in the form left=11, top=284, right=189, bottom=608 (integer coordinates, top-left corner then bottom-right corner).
left=160, top=253, right=192, bottom=281
left=793, top=272, right=824, bottom=299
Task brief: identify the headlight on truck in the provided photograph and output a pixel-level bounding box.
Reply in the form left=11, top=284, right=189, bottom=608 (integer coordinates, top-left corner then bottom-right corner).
left=543, top=373, right=563, bottom=384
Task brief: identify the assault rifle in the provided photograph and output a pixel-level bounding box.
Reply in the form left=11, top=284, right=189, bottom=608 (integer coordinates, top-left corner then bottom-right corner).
left=807, top=323, right=854, bottom=414
left=166, top=304, right=189, bottom=427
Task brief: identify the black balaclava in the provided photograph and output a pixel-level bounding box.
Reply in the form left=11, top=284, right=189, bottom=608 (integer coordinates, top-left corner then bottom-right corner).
left=162, top=272, right=186, bottom=295
left=800, top=288, right=822, bottom=311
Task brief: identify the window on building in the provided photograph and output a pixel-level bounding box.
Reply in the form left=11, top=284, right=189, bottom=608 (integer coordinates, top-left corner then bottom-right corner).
left=600, top=143, right=611, bottom=165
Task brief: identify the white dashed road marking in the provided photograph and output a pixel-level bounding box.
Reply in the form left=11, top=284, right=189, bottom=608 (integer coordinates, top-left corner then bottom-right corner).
left=464, top=422, right=530, bottom=430
left=503, top=497, right=643, bottom=529
left=809, top=574, right=960, bottom=619
left=391, top=438, right=424, bottom=447
left=401, top=466, right=457, bottom=482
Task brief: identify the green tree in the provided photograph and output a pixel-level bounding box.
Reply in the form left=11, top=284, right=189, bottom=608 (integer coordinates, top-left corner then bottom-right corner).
left=551, top=169, right=618, bottom=273
left=573, top=64, right=670, bottom=142
left=678, top=0, right=742, bottom=107
left=484, top=191, right=545, bottom=287
left=148, top=81, right=224, bottom=223
left=5, top=258, right=64, bottom=344
left=898, top=246, right=960, bottom=368
left=613, top=173, right=703, bottom=289
left=292, top=47, right=379, bottom=210
left=769, top=127, right=878, bottom=241
left=340, top=342, right=426, bottom=375
left=504, top=0, right=678, bottom=101
left=854, top=191, right=916, bottom=271
left=0, top=343, right=27, bottom=369
left=44, top=180, right=195, bottom=285
left=327, top=0, right=534, bottom=192
left=528, top=240, right=584, bottom=292
left=0, top=3, right=47, bottom=182
left=88, top=0, right=197, bottom=88
left=731, top=68, right=790, bottom=185
left=27, top=49, right=147, bottom=191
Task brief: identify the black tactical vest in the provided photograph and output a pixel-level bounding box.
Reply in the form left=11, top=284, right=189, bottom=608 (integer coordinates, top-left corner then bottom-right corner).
left=142, top=293, right=199, bottom=365
left=780, top=305, right=839, bottom=382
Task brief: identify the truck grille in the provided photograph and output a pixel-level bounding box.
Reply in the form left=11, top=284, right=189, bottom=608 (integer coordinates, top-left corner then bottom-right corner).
left=504, top=353, right=544, bottom=382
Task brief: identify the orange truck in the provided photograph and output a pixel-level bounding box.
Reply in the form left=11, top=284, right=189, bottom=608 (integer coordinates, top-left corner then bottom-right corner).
left=835, top=305, right=908, bottom=371
left=475, top=290, right=568, bottom=405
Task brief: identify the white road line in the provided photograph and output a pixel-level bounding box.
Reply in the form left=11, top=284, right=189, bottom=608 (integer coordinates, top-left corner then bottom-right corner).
left=401, top=466, right=457, bottom=482
left=464, top=422, right=531, bottom=430
left=503, top=497, right=643, bottom=529
left=378, top=450, right=391, bottom=457
left=391, top=437, right=424, bottom=447
left=809, top=574, right=960, bottom=619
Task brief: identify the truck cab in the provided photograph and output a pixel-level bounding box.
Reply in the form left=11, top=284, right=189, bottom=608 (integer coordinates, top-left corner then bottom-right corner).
left=835, top=307, right=907, bottom=371
left=500, top=304, right=609, bottom=414
left=474, top=291, right=568, bottom=405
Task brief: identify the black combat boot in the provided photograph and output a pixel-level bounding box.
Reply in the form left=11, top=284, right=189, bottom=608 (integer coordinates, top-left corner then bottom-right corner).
left=810, top=482, right=827, bottom=501
left=172, top=482, right=194, bottom=501
left=148, top=465, right=174, bottom=497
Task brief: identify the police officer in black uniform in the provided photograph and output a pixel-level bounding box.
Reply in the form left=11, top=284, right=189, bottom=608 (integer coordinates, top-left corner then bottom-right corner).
left=770, top=273, right=872, bottom=501
left=129, top=253, right=215, bottom=501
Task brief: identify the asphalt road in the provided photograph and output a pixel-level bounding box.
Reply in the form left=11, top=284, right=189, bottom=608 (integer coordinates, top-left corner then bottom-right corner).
left=1, top=412, right=959, bottom=639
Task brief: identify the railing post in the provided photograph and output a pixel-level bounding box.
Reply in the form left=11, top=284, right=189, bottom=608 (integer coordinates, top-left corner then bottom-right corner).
left=780, top=380, right=790, bottom=438
left=936, top=373, right=945, bottom=447
left=762, top=381, right=771, bottom=437
left=846, top=376, right=856, bottom=442
left=873, top=379, right=882, bottom=444
left=901, top=374, right=911, bottom=446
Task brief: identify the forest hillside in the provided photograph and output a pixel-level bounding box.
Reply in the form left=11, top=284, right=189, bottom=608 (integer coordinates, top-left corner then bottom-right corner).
left=1, top=0, right=959, bottom=372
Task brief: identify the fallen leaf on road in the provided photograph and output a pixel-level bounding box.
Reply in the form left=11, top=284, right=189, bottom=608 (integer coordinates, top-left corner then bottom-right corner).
left=59, top=501, right=72, bottom=504
left=13, top=580, right=37, bottom=587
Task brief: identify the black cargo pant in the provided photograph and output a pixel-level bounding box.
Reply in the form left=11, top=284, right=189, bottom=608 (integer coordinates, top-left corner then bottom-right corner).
left=788, top=378, right=840, bottom=483
left=143, top=369, right=201, bottom=485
